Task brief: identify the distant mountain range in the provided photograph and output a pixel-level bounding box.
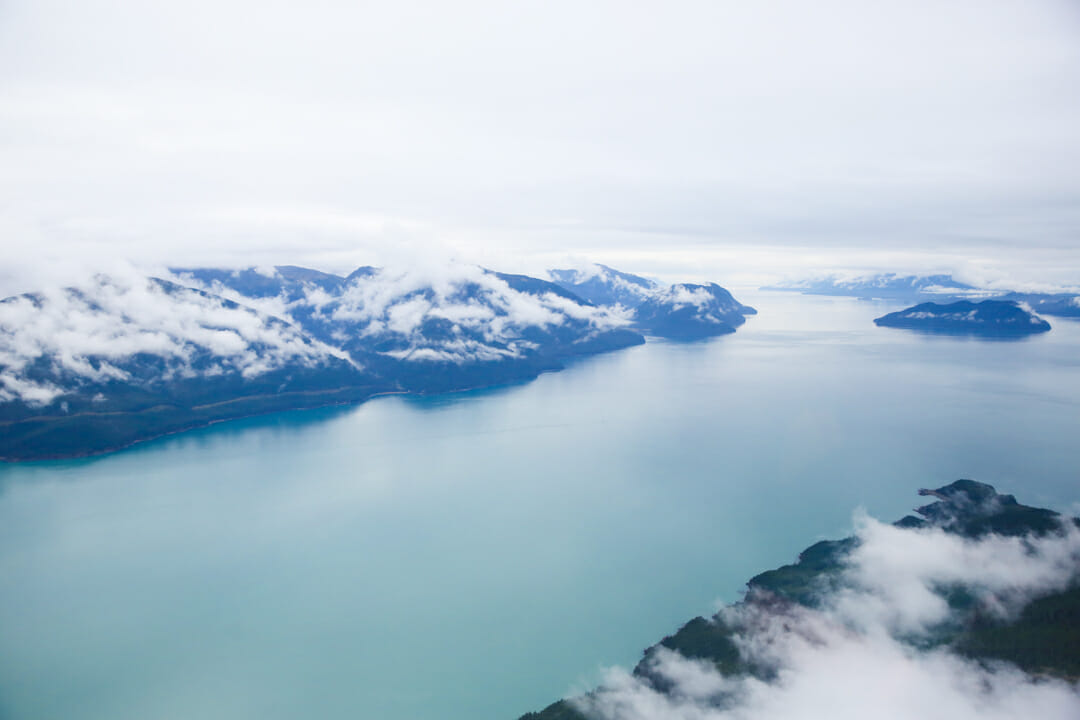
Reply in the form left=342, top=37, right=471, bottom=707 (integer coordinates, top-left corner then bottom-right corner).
left=765, top=273, right=1080, bottom=318
left=874, top=300, right=1053, bottom=337
left=762, top=273, right=979, bottom=301
left=0, top=263, right=753, bottom=460
left=521, top=480, right=1080, bottom=720
left=994, top=292, right=1080, bottom=318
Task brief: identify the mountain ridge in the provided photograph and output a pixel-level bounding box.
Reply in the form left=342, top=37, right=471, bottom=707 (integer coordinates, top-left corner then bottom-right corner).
left=0, top=262, right=753, bottom=460
left=765, top=273, right=1080, bottom=319
left=547, top=266, right=756, bottom=339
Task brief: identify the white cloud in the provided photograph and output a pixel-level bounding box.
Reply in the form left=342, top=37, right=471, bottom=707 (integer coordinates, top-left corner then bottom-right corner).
left=382, top=339, right=519, bottom=364
left=169, top=271, right=295, bottom=322
left=658, top=286, right=717, bottom=312
left=384, top=296, right=434, bottom=337
left=834, top=515, right=1080, bottom=636
left=0, top=370, right=63, bottom=405
left=543, top=292, right=635, bottom=323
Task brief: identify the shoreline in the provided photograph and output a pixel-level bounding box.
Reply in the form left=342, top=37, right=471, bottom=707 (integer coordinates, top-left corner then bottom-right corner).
left=0, top=386, right=394, bottom=464
left=0, top=364, right=580, bottom=463
left=0, top=333, right=660, bottom=464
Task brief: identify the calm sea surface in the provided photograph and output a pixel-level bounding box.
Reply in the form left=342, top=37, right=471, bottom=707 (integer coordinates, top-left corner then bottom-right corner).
left=1, top=292, right=1078, bottom=720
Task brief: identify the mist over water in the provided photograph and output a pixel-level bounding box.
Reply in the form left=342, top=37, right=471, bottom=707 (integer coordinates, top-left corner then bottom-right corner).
left=1, top=292, right=1078, bottom=720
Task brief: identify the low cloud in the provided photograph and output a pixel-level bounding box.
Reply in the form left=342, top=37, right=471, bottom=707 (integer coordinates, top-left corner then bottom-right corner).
left=575, top=515, right=1080, bottom=720
left=656, top=286, right=717, bottom=312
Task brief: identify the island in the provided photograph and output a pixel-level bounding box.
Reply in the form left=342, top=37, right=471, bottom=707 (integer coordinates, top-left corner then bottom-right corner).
left=520, top=480, right=1080, bottom=720
left=873, top=300, right=1051, bottom=337
left=0, top=262, right=753, bottom=460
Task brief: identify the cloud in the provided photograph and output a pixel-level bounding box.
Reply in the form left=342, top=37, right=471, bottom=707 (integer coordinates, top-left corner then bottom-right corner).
left=169, top=270, right=297, bottom=322
left=573, top=515, right=1080, bottom=720
left=587, top=630, right=1080, bottom=720
left=382, top=339, right=519, bottom=364
left=834, top=515, right=1080, bottom=635
left=656, top=286, right=717, bottom=312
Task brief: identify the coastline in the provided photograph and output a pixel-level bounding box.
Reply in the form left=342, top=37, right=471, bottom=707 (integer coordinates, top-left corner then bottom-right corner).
left=0, top=331, right=655, bottom=463
left=0, top=385, right=390, bottom=463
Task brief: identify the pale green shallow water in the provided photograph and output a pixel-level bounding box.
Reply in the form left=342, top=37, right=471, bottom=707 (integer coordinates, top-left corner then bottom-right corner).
left=1, top=292, right=1078, bottom=720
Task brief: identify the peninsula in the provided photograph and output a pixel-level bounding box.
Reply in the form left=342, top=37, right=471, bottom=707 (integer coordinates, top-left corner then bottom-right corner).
left=521, top=480, right=1080, bottom=720
left=0, top=263, right=753, bottom=460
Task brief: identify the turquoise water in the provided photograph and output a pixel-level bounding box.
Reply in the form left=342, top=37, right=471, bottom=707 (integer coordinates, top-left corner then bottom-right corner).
left=1, top=292, right=1078, bottom=720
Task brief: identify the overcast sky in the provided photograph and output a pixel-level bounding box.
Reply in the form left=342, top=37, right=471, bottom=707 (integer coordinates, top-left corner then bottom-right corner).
left=2, top=0, right=1079, bottom=293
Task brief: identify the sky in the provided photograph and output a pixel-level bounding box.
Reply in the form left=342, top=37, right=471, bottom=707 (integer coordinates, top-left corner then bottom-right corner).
left=2, top=0, right=1080, bottom=294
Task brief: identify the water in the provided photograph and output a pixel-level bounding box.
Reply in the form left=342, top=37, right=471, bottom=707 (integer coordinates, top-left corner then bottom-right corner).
left=1, top=292, right=1078, bottom=720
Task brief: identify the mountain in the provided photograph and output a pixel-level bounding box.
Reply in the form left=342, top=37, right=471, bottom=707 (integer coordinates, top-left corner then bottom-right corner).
left=632, top=283, right=757, bottom=339
left=0, top=274, right=375, bottom=460
left=172, top=265, right=347, bottom=300
left=548, top=265, right=660, bottom=308
left=763, top=273, right=978, bottom=302
left=520, top=481, right=1080, bottom=720
left=178, top=264, right=645, bottom=393
left=548, top=266, right=756, bottom=340
left=1, top=262, right=764, bottom=459
left=0, top=264, right=645, bottom=460
left=873, top=300, right=1052, bottom=337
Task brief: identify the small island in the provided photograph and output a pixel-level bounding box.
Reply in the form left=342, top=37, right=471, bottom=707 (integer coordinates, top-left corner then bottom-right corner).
left=873, top=299, right=1051, bottom=337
